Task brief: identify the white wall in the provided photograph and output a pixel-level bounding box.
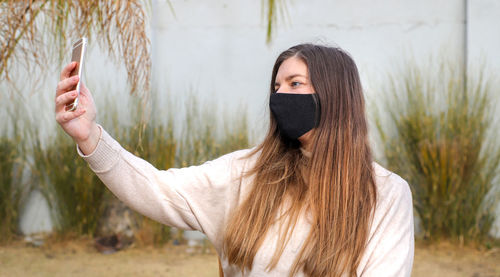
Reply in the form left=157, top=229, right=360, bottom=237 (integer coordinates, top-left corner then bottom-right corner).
left=75, top=0, right=500, bottom=137
left=468, top=0, right=500, bottom=72
left=148, top=0, right=467, bottom=137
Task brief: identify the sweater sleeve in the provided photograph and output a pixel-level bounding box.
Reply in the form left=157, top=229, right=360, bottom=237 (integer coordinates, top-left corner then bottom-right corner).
left=77, top=125, right=249, bottom=241
left=358, top=171, right=415, bottom=277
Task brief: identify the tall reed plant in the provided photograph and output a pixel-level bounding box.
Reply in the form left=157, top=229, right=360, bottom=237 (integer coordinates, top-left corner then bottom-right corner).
left=0, top=99, right=27, bottom=243
left=21, top=87, right=249, bottom=243
left=112, top=97, right=177, bottom=246
left=0, top=133, right=24, bottom=242
left=176, top=97, right=249, bottom=167
left=31, top=128, right=107, bottom=236
left=100, top=94, right=249, bottom=245
left=375, top=61, right=500, bottom=242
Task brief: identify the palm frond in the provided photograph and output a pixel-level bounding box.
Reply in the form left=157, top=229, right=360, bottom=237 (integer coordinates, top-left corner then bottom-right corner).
left=0, top=0, right=151, bottom=95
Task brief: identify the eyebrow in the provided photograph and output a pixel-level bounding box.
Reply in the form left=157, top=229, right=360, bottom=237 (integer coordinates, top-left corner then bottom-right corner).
left=274, top=74, right=307, bottom=86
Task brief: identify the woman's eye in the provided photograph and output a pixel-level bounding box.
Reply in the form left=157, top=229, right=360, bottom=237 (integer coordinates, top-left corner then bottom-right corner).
left=291, top=81, right=301, bottom=87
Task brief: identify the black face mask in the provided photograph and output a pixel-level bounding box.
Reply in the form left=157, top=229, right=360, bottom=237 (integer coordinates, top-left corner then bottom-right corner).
left=269, top=93, right=320, bottom=140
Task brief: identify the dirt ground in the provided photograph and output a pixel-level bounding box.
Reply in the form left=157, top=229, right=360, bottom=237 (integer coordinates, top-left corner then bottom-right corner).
left=1, top=239, right=499, bottom=277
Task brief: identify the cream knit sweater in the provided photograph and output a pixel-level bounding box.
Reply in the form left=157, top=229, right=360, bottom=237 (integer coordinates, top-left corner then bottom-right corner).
left=78, top=126, right=414, bottom=276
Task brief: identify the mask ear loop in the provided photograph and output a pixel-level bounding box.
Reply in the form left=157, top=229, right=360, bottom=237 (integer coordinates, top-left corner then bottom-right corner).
left=312, top=93, right=321, bottom=127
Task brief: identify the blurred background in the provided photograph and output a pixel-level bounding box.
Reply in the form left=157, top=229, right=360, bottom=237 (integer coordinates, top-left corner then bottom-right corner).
left=1, top=0, right=499, bottom=276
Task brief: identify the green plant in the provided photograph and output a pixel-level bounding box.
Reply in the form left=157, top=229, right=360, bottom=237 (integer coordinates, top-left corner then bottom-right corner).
left=0, top=98, right=27, bottom=243
left=176, top=97, right=250, bottom=167
left=375, top=61, right=500, bottom=242
left=41, top=129, right=107, bottom=236
left=12, top=85, right=249, bottom=243
left=111, top=94, right=249, bottom=245
left=114, top=98, right=177, bottom=246
left=0, top=135, right=24, bottom=242
left=134, top=216, right=172, bottom=246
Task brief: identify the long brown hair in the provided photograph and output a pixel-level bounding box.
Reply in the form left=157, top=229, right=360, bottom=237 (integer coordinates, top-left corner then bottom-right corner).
left=223, top=44, right=377, bottom=276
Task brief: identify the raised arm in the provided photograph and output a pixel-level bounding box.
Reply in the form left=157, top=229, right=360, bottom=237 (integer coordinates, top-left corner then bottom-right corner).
left=55, top=63, right=252, bottom=248
left=77, top=126, right=249, bottom=237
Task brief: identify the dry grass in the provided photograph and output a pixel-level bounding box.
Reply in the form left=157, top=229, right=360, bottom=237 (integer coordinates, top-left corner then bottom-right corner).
left=0, top=239, right=219, bottom=277
left=0, top=238, right=499, bottom=277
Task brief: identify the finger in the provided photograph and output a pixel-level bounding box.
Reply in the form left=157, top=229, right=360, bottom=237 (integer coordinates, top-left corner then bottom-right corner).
left=55, top=90, right=78, bottom=111
left=60, top=62, right=77, bottom=80
left=56, top=75, right=79, bottom=97
left=56, top=108, right=86, bottom=124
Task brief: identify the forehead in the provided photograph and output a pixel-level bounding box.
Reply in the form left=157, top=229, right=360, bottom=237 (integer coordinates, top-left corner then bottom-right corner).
left=276, top=56, right=308, bottom=79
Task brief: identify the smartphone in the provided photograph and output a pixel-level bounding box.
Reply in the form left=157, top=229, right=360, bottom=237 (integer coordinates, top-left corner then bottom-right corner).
left=67, top=37, right=87, bottom=111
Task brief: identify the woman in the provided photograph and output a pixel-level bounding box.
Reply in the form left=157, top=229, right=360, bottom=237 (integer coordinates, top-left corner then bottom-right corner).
left=55, top=44, right=414, bottom=276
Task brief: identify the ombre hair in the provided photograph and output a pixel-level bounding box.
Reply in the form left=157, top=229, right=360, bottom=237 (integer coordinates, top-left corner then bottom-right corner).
left=223, top=44, right=377, bottom=276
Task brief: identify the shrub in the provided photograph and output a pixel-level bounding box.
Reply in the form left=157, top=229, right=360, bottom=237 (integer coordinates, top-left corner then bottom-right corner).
left=0, top=136, right=24, bottom=242
left=106, top=94, right=250, bottom=246
left=176, top=97, right=249, bottom=167
left=0, top=100, right=26, bottom=243
left=375, top=62, right=500, bottom=242
left=32, top=128, right=107, bottom=236
left=7, top=88, right=249, bottom=244
left=115, top=100, right=177, bottom=246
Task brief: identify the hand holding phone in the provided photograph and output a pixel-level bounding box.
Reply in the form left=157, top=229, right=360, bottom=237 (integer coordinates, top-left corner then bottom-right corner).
left=67, top=37, right=87, bottom=111
left=55, top=37, right=99, bottom=154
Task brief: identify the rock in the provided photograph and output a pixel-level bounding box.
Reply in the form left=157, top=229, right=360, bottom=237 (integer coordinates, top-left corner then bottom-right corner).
left=95, top=197, right=138, bottom=249
left=94, top=234, right=128, bottom=254
left=24, top=234, right=45, bottom=247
